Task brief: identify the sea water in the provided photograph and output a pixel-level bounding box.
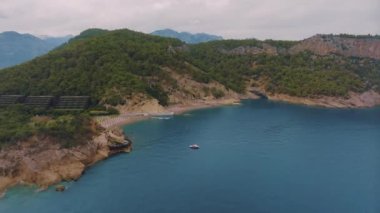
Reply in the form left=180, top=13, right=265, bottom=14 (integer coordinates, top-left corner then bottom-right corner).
left=1, top=100, right=379, bottom=213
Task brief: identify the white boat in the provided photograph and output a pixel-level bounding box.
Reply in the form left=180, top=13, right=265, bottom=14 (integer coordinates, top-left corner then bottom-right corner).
left=151, top=112, right=174, bottom=119
left=189, top=144, right=200, bottom=149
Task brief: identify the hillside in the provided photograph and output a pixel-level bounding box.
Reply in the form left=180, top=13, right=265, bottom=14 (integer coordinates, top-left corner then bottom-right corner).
left=184, top=38, right=380, bottom=97
left=290, top=34, right=380, bottom=60
left=0, top=29, right=379, bottom=107
left=0, top=29, right=380, bottom=193
left=0, top=29, right=379, bottom=147
left=0, top=29, right=239, bottom=107
left=151, top=29, right=223, bottom=44
left=0, top=31, right=71, bottom=68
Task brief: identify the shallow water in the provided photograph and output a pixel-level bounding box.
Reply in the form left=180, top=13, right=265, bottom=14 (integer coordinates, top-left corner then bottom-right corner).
left=1, top=100, right=379, bottom=213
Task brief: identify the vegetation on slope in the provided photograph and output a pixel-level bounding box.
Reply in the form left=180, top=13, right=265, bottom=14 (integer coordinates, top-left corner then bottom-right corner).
left=251, top=53, right=366, bottom=97
left=184, top=41, right=380, bottom=97
left=0, top=106, right=93, bottom=148
left=0, top=28, right=379, bottom=147
left=1, top=29, right=379, bottom=105
left=0, top=29, right=185, bottom=106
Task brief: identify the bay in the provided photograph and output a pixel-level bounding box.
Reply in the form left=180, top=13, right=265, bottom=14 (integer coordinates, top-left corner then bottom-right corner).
left=1, top=100, right=379, bottom=213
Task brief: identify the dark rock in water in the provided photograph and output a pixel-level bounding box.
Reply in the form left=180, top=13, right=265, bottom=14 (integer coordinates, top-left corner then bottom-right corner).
left=106, top=128, right=132, bottom=153
left=55, top=185, right=65, bottom=192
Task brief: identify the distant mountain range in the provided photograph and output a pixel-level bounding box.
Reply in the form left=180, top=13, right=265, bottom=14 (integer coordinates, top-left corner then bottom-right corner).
left=0, top=31, right=72, bottom=68
left=151, top=29, right=223, bottom=44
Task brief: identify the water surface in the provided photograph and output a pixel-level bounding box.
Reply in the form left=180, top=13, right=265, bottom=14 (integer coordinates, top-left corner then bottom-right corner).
left=1, top=100, right=379, bottom=212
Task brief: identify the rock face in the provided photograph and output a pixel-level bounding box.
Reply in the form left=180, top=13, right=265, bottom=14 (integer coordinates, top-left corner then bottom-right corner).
left=164, top=68, right=240, bottom=104
left=216, top=34, right=380, bottom=60
left=0, top=128, right=131, bottom=194
left=290, top=35, right=380, bottom=60
left=55, top=185, right=65, bottom=192
left=220, top=43, right=278, bottom=56
left=267, top=90, right=380, bottom=108
left=116, top=68, right=241, bottom=115
left=0, top=136, right=102, bottom=193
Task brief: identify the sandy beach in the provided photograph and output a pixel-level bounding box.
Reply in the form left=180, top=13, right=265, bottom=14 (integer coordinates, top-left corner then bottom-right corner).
left=95, top=98, right=242, bottom=129
left=0, top=98, right=243, bottom=195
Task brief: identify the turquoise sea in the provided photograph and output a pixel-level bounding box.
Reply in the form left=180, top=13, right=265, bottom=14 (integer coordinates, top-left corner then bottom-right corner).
left=1, top=100, right=379, bottom=212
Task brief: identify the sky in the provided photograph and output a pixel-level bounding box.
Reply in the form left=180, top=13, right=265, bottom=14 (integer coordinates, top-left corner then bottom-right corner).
left=0, top=0, right=379, bottom=40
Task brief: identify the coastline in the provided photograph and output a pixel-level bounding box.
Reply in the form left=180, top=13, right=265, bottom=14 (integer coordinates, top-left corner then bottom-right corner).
left=96, top=98, right=243, bottom=129
left=267, top=90, right=380, bottom=109
left=96, top=89, right=380, bottom=131
left=2, top=91, right=379, bottom=196
left=0, top=134, right=114, bottom=196
left=0, top=98, right=242, bottom=196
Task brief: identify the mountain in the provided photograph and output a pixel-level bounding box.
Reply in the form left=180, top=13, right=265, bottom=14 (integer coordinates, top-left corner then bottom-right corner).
left=0, top=28, right=380, bottom=166
left=186, top=37, right=380, bottom=97
left=0, top=29, right=186, bottom=105
left=0, top=31, right=72, bottom=69
left=1, top=29, right=380, bottom=194
left=41, top=35, right=73, bottom=47
left=151, top=29, right=223, bottom=44
left=0, top=29, right=379, bottom=108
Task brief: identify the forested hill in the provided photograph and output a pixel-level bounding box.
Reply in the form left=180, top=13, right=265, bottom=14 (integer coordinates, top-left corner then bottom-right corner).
left=0, top=29, right=187, bottom=105
left=0, top=29, right=379, bottom=106
left=185, top=37, right=380, bottom=96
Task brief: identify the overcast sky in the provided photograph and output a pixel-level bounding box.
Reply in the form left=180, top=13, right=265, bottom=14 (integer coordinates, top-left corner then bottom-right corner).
left=0, top=0, right=379, bottom=40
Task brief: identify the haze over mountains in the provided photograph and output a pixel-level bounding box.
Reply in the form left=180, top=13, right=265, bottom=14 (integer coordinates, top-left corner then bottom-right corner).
left=3, top=28, right=379, bottom=71
left=0, top=29, right=221, bottom=69
left=0, top=31, right=72, bottom=68
left=151, top=29, right=223, bottom=44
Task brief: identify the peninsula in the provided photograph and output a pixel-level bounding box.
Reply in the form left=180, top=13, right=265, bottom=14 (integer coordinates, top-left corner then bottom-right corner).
left=1, top=29, right=380, bottom=195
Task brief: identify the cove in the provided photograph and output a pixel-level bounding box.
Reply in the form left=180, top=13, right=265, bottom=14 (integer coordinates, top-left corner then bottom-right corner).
left=0, top=100, right=379, bottom=213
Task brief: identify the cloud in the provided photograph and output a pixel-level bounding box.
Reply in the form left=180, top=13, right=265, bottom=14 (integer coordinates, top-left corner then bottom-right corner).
left=0, top=9, right=7, bottom=19
left=0, top=11, right=7, bottom=19
left=0, top=0, right=378, bottom=39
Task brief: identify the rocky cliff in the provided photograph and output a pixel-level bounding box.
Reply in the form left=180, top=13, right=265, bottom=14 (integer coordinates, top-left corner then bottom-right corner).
left=290, top=34, right=380, bottom=60
left=0, top=125, right=131, bottom=195
left=215, top=34, right=380, bottom=59
left=267, top=90, right=380, bottom=108
left=219, top=43, right=278, bottom=56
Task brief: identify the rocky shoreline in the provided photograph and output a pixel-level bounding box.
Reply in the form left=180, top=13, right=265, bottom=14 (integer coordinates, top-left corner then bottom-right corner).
left=0, top=97, right=243, bottom=196
left=268, top=90, right=380, bottom=108
left=1, top=90, right=379, bottom=196
left=0, top=128, right=131, bottom=196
